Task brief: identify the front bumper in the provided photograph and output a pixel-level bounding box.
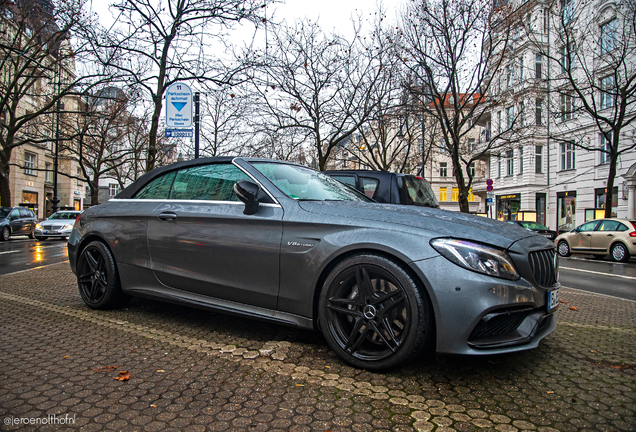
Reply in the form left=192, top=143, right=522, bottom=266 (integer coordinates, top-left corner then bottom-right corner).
left=410, top=253, right=558, bottom=356
left=35, top=227, right=73, bottom=238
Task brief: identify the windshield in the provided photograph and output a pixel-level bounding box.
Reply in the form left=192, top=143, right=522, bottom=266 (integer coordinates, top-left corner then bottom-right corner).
left=253, top=162, right=368, bottom=202
left=398, top=176, right=439, bottom=208
left=49, top=212, right=79, bottom=220
left=519, top=221, right=549, bottom=230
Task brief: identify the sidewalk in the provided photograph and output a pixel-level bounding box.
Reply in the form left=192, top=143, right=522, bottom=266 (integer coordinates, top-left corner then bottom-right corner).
left=1, top=263, right=634, bottom=431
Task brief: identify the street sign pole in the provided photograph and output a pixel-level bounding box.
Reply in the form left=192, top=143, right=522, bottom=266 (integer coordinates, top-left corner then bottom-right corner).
left=194, top=92, right=200, bottom=159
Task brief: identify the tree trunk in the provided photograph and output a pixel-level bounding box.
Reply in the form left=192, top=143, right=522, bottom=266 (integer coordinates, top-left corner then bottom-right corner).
left=90, top=177, right=99, bottom=206
left=0, top=148, right=13, bottom=207
left=604, top=130, right=620, bottom=218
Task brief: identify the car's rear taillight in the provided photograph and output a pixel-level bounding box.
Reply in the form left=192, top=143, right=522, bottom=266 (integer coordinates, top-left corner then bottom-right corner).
left=75, top=214, right=81, bottom=225
left=630, top=222, right=636, bottom=237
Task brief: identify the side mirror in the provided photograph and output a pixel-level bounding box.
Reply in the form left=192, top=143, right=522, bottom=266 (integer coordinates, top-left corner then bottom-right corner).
left=234, top=180, right=261, bottom=215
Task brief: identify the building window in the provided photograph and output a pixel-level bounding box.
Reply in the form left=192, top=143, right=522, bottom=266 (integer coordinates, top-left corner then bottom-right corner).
left=600, top=132, right=611, bottom=164
left=76, top=167, right=82, bottom=187
left=45, top=163, right=52, bottom=183
left=468, top=162, right=475, bottom=178
left=452, top=188, right=459, bottom=202
left=561, top=93, right=574, bottom=121
left=439, top=187, right=447, bottom=202
left=535, top=99, right=543, bottom=125
left=519, top=101, right=525, bottom=126
left=506, top=66, right=514, bottom=89
left=518, top=57, right=524, bottom=82
left=439, top=162, right=447, bottom=177
left=506, top=106, right=515, bottom=129
left=535, top=53, right=543, bottom=79
left=109, top=184, right=121, bottom=197
left=468, top=138, right=475, bottom=152
left=506, top=150, right=514, bottom=176
left=561, top=0, right=575, bottom=23
left=543, top=8, right=549, bottom=33
left=561, top=141, right=576, bottom=170
left=535, top=145, right=543, bottom=174
left=600, top=19, right=617, bottom=54
left=600, top=75, right=615, bottom=109
left=468, top=189, right=475, bottom=202
left=497, top=111, right=502, bottom=133
left=519, top=147, right=524, bottom=174
left=24, top=152, right=36, bottom=176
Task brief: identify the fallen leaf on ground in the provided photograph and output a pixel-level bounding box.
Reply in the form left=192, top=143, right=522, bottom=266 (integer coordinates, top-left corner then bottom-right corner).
left=547, top=391, right=554, bottom=394
left=114, top=371, right=129, bottom=381
left=560, top=300, right=570, bottom=304
left=569, top=306, right=578, bottom=311
left=157, top=370, right=165, bottom=372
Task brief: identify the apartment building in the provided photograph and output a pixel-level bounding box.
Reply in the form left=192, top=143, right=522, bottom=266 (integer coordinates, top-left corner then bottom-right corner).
left=473, top=0, right=636, bottom=230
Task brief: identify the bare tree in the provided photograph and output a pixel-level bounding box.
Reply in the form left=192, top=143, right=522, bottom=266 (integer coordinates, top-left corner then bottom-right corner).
left=0, top=0, right=106, bottom=206
left=90, top=0, right=270, bottom=172
left=529, top=0, right=636, bottom=217
left=399, top=0, right=514, bottom=212
left=65, top=87, right=140, bottom=205
left=245, top=19, right=385, bottom=170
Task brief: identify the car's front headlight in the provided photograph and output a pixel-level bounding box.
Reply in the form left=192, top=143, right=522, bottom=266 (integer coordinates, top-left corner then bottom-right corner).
left=35, top=223, right=42, bottom=230
left=430, top=238, right=519, bottom=281
left=62, top=224, right=74, bottom=230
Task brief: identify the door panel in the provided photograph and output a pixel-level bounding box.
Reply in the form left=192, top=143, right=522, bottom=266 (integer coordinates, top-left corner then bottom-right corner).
left=569, top=221, right=599, bottom=251
left=148, top=201, right=283, bottom=309
left=590, top=220, right=621, bottom=252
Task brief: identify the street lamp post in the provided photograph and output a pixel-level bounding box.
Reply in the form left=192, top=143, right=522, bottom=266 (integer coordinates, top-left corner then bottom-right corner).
left=51, top=65, right=62, bottom=214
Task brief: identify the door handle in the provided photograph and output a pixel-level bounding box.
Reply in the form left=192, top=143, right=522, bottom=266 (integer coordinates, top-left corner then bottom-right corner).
left=586, top=234, right=591, bottom=236
left=158, top=212, right=178, bottom=221
left=607, top=234, right=613, bottom=236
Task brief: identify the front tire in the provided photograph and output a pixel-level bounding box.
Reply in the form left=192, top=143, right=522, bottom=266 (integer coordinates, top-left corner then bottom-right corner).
left=557, top=240, right=571, bottom=257
left=1, top=227, right=10, bottom=241
left=318, top=254, right=432, bottom=371
left=610, top=243, right=630, bottom=263
left=28, top=227, right=35, bottom=239
left=77, top=241, right=129, bottom=309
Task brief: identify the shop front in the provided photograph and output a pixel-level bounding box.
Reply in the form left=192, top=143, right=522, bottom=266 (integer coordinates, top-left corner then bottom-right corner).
left=21, top=190, right=39, bottom=219
left=585, top=187, right=618, bottom=221
left=496, top=193, right=521, bottom=221
left=557, top=191, right=576, bottom=233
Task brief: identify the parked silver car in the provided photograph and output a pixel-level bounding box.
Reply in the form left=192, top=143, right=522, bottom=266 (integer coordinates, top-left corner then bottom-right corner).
left=68, top=158, right=560, bottom=370
left=35, top=211, right=82, bottom=241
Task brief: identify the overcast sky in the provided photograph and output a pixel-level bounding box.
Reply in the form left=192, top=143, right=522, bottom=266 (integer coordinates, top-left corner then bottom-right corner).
left=89, top=0, right=406, bottom=39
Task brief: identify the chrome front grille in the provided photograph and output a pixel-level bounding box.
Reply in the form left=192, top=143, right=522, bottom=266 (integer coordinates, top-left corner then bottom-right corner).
left=529, top=249, right=558, bottom=287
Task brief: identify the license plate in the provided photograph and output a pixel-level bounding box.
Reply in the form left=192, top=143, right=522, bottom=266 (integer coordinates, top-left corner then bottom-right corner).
left=44, top=230, right=48, bottom=234
left=547, top=288, right=560, bottom=311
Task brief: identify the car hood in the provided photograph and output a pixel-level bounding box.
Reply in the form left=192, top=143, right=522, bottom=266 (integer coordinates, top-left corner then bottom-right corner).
left=40, top=220, right=73, bottom=227
left=297, top=201, right=540, bottom=250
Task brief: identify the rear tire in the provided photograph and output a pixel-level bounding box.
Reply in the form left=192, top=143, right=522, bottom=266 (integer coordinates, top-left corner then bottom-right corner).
left=610, top=243, right=630, bottom=263
left=318, top=254, right=432, bottom=371
left=557, top=240, right=571, bottom=257
left=77, top=241, right=130, bottom=309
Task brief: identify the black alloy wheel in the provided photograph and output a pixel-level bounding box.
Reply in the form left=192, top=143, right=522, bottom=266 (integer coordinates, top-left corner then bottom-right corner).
left=610, top=243, right=630, bottom=263
left=319, top=254, right=431, bottom=371
left=77, top=241, right=129, bottom=309
left=557, top=240, right=571, bottom=257
left=1, top=226, right=10, bottom=241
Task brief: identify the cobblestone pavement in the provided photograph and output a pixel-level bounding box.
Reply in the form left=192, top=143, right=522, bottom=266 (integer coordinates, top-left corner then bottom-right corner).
left=0, top=262, right=634, bottom=432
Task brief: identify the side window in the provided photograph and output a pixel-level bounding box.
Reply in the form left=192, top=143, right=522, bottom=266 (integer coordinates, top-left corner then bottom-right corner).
left=360, top=177, right=379, bottom=198
left=578, top=221, right=599, bottom=232
left=134, top=171, right=177, bottom=199
left=616, top=223, right=628, bottom=232
left=9, top=209, right=20, bottom=219
left=331, top=175, right=356, bottom=188
left=19, top=208, right=31, bottom=218
left=170, top=164, right=250, bottom=201
left=598, top=220, right=620, bottom=231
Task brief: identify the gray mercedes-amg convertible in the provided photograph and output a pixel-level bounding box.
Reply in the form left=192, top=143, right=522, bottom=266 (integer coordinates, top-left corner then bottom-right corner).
left=68, top=157, right=559, bottom=370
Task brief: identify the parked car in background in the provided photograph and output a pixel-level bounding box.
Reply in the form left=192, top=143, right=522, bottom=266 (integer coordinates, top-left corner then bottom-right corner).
left=507, top=221, right=558, bottom=241
left=35, top=210, right=82, bottom=241
left=555, top=218, right=636, bottom=262
left=323, top=170, right=439, bottom=208
left=0, top=206, right=37, bottom=241
left=69, top=157, right=559, bottom=370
